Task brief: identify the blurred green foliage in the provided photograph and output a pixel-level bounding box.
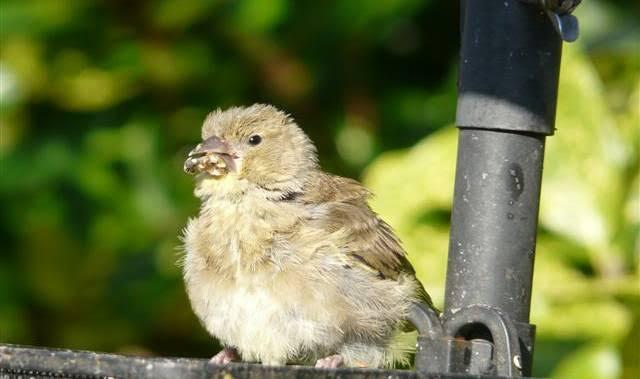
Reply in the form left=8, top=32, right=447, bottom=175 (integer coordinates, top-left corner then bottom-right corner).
left=0, top=1, right=638, bottom=378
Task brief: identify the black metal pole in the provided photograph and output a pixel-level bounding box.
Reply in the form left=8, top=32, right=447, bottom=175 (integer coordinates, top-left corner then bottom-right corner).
left=444, top=0, right=567, bottom=375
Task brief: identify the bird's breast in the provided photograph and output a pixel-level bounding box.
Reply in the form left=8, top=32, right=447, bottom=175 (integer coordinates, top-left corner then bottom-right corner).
left=192, top=192, right=307, bottom=273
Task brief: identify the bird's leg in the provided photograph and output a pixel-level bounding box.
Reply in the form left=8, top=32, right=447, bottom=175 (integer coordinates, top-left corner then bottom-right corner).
left=209, top=347, right=239, bottom=365
left=315, top=354, right=344, bottom=369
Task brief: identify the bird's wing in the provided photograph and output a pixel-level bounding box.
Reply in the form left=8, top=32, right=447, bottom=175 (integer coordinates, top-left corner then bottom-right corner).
left=302, top=174, right=432, bottom=305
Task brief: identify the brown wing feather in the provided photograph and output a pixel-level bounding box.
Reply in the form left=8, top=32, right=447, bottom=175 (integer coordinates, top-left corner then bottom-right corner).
left=302, top=174, right=432, bottom=305
left=328, top=199, right=413, bottom=279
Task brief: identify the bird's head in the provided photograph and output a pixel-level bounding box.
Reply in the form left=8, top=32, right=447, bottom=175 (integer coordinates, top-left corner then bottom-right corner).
left=185, top=104, right=318, bottom=197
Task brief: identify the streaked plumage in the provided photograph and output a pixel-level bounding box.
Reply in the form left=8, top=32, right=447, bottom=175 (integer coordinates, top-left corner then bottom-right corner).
left=181, top=104, right=431, bottom=368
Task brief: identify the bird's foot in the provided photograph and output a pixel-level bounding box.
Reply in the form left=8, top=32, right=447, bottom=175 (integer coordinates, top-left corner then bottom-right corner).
left=315, top=354, right=344, bottom=369
left=209, top=347, right=239, bottom=365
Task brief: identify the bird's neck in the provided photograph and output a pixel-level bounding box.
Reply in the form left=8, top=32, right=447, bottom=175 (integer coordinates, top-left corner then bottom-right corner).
left=197, top=183, right=306, bottom=274
left=195, top=174, right=307, bottom=202
left=195, top=175, right=251, bottom=201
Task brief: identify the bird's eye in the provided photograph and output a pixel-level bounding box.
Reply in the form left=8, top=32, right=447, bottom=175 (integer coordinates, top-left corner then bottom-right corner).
left=248, top=135, right=262, bottom=146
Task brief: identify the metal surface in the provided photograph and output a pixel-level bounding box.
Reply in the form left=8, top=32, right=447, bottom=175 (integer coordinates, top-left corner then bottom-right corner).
left=411, top=304, right=525, bottom=377
left=408, top=302, right=444, bottom=340
left=443, top=130, right=544, bottom=376
left=0, top=344, right=514, bottom=379
left=456, top=0, right=562, bottom=135
left=443, top=305, right=523, bottom=376
left=440, top=0, right=577, bottom=376
left=445, top=130, right=545, bottom=324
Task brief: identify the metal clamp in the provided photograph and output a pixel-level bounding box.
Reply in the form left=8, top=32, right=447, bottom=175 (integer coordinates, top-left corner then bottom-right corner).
left=521, top=0, right=582, bottom=41
left=409, top=303, right=524, bottom=377
left=444, top=305, right=523, bottom=377
left=543, top=0, right=581, bottom=42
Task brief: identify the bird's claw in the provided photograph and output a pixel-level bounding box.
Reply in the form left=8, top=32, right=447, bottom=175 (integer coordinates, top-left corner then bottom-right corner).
left=209, top=347, right=239, bottom=366
left=315, top=354, right=344, bottom=369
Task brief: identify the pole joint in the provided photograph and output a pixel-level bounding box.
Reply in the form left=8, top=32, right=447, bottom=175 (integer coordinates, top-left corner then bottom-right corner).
left=410, top=303, right=526, bottom=377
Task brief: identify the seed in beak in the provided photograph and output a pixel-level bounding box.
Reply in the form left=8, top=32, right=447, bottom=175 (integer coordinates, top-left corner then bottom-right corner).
left=208, top=167, right=224, bottom=176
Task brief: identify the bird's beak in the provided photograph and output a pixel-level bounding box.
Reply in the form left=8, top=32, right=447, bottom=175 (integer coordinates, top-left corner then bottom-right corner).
left=184, top=136, right=239, bottom=175
left=188, top=136, right=233, bottom=158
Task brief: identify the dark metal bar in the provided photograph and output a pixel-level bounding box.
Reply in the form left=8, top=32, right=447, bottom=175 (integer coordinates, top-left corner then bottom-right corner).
left=455, top=0, right=562, bottom=135
left=446, top=130, right=545, bottom=323
left=0, top=343, right=516, bottom=379
left=444, top=0, right=566, bottom=376
left=0, top=344, right=425, bottom=379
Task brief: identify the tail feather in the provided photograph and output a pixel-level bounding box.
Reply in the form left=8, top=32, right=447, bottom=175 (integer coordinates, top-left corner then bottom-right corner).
left=383, top=330, right=418, bottom=368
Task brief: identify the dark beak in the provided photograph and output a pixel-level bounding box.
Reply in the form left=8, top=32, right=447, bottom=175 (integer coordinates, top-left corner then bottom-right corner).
left=188, top=136, right=233, bottom=158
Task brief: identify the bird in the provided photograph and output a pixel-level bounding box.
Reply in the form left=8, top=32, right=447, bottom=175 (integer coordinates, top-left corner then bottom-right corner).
left=181, top=104, right=432, bottom=369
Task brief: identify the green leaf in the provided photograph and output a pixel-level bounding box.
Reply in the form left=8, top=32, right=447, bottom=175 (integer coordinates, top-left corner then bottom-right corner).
left=551, top=343, right=622, bottom=379
left=541, top=43, right=630, bottom=271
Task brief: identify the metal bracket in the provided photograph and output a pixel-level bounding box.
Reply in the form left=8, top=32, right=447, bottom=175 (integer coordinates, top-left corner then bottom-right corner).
left=409, top=303, right=524, bottom=377
left=521, top=0, right=582, bottom=41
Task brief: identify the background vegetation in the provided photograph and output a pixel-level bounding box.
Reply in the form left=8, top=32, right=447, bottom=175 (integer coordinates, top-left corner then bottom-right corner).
left=1, top=1, right=638, bottom=378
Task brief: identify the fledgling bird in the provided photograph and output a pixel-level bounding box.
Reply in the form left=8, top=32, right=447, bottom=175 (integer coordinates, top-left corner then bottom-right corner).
left=181, top=104, right=432, bottom=368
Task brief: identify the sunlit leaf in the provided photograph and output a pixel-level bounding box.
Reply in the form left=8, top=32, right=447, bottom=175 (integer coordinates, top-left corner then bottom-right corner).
left=551, top=343, right=622, bottom=379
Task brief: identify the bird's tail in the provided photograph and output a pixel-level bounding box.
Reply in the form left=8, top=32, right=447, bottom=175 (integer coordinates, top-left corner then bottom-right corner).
left=383, top=330, right=418, bottom=368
